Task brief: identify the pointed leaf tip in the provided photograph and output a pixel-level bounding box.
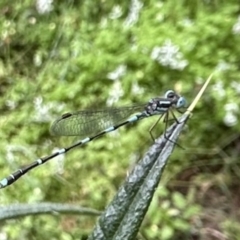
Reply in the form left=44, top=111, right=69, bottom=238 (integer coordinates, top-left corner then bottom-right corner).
left=185, top=73, right=213, bottom=115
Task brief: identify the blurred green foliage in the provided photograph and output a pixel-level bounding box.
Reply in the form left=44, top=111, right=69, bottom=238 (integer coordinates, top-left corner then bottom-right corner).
left=1, top=0, right=240, bottom=239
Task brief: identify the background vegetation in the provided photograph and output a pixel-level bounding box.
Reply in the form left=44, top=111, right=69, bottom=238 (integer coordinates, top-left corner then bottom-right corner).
left=0, top=0, right=240, bottom=239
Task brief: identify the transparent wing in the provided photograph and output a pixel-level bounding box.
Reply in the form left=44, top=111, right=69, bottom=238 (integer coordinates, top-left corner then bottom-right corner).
left=50, top=105, right=147, bottom=137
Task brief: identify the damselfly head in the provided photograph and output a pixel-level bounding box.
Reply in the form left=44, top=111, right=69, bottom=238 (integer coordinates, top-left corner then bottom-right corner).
left=164, top=90, right=187, bottom=109
left=176, top=97, right=187, bottom=108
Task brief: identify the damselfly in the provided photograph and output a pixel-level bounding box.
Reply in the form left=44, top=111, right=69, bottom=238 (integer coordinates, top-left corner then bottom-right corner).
left=0, top=90, right=186, bottom=188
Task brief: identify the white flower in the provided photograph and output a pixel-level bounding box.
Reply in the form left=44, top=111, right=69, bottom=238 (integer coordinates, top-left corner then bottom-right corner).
left=124, top=0, right=143, bottom=27
left=36, top=0, right=53, bottom=14
left=106, top=80, right=124, bottom=106
left=223, top=103, right=239, bottom=127
left=109, top=5, right=123, bottom=19
left=212, top=81, right=226, bottom=98
left=107, top=65, right=127, bottom=81
left=232, top=16, right=240, bottom=35
left=151, top=40, right=188, bottom=70
left=231, top=81, right=240, bottom=94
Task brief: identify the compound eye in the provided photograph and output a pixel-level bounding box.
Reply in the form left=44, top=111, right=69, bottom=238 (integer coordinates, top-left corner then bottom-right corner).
left=164, top=90, right=175, bottom=99
left=176, top=97, right=187, bottom=108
